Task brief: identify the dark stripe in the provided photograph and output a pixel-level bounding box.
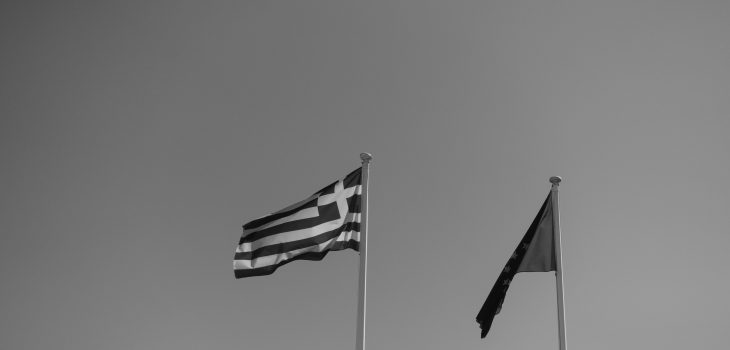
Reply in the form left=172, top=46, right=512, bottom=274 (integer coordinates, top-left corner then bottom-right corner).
left=315, top=181, right=338, bottom=195
left=240, top=201, right=342, bottom=244
left=243, top=198, right=318, bottom=230
left=348, top=193, right=361, bottom=214
left=234, top=240, right=359, bottom=278
left=342, top=168, right=362, bottom=188
left=234, top=221, right=360, bottom=260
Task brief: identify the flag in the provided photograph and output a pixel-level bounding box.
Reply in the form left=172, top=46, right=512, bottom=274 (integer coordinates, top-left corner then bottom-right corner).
left=476, top=192, right=556, bottom=338
left=234, top=168, right=362, bottom=278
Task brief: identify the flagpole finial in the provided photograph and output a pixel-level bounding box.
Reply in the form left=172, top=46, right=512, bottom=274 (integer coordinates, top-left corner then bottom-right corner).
left=550, top=176, right=562, bottom=185
left=360, top=153, right=373, bottom=164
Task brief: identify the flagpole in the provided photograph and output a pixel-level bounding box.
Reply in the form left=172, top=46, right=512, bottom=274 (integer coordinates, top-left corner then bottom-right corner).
left=356, top=153, right=372, bottom=350
left=550, top=176, right=567, bottom=350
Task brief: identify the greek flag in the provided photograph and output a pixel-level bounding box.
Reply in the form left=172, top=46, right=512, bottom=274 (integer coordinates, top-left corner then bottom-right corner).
left=234, top=168, right=362, bottom=278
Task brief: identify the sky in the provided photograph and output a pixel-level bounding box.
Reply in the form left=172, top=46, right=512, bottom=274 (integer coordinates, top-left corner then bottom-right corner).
left=2, top=1, right=729, bottom=349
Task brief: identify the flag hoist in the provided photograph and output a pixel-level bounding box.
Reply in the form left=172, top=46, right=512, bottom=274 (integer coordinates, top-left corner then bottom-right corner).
left=233, top=153, right=372, bottom=350
left=476, top=176, right=567, bottom=350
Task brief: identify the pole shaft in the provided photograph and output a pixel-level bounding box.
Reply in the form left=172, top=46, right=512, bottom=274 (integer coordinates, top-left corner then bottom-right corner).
left=356, top=153, right=372, bottom=350
left=550, top=177, right=567, bottom=350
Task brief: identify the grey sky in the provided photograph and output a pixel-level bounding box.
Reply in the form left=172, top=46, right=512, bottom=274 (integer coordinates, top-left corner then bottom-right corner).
left=2, top=1, right=729, bottom=349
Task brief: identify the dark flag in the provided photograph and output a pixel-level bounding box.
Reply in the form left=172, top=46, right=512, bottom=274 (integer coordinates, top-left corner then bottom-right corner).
left=234, top=168, right=362, bottom=278
left=476, top=192, right=556, bottom=338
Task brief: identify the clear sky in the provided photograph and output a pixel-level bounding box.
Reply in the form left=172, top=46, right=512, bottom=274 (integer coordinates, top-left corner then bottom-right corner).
left=2, top=1, right=729, bottom=349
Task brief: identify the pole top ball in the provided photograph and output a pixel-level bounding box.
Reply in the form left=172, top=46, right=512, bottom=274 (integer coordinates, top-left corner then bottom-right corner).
left=360, top=153, right=373, bottom=163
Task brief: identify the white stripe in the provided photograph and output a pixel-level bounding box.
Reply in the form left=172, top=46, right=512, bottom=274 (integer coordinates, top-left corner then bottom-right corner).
left=233, top=230, right=360, bottom=270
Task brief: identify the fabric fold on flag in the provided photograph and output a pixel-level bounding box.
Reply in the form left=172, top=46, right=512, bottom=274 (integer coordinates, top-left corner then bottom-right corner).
left=476, top=192, right=555, bottom=338
left=234, top=168, right=362, bottom=278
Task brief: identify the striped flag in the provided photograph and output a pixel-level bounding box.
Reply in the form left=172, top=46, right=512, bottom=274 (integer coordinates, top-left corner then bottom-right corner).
left=234, top=168, right=362, bottom=278
left=476, top=192, right=556, bottom=338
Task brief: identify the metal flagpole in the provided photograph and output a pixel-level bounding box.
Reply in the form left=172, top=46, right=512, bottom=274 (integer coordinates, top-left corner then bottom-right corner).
left=356, top=153, right=372, bottom=350
left=550, top=176, right=567, bottom=350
